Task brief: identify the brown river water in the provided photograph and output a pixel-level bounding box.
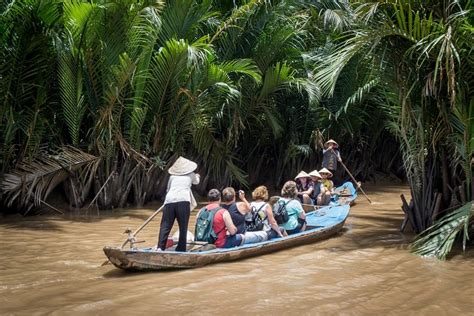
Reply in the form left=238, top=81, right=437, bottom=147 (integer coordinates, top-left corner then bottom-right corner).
left=1, top=183, right=473, bottom=315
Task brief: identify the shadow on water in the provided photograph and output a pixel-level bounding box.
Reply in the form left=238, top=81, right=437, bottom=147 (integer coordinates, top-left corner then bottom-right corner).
left=0, top=217, right=65, bottom=231
left=0, top=206, right=164, bottom=231
left=101, top=266, right=187, bottom=278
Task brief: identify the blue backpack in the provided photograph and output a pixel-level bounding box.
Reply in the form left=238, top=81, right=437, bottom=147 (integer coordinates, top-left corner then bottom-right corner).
left=194, top=206, right=222, bottom=243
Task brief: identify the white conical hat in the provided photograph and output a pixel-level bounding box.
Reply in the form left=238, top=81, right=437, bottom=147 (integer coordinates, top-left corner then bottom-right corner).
left=168, top=156, right=197, bottom=175
left=318, top=168, right=333, bottom=178
left=309, top=170, right=322, bottom=178
left=324, top=139, right=339, bottom=148
left=294, top=170, right=310, bottom=180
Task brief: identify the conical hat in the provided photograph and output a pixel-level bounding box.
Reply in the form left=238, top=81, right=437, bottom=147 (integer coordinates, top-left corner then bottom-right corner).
left=168, top=156, right=197, bottom=175
left=309, top=170, right=322, bottom=179
left=324, top=139, right=339, bottom=148
left=318, top=168, right=333, bottom=178
left=294, top=170, right=310, bottom=180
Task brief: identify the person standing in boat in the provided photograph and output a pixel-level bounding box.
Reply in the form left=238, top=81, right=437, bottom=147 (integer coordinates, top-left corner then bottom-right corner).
left=322, top=139, right=342, bottom=186
left=157, top=156, right=200, bottom=252
left=295, top=171, right=314, bottom=205
left=279, top=181, right=307, bottom=235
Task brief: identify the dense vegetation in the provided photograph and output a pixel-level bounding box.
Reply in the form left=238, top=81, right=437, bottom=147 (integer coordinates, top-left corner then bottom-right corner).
left=0, top=0, right=472, bottom=258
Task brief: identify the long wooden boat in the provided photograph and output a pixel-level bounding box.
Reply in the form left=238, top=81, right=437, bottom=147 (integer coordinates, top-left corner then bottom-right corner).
left=103, top=204, right=350, bottom=271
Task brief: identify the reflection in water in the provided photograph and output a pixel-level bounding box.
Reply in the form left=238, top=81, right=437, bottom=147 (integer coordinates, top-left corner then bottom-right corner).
left=1, top=183, right=473, bottom=314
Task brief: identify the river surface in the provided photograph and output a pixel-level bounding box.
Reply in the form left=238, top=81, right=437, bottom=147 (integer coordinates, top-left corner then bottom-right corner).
left=1, top=183, right=473, bottom=315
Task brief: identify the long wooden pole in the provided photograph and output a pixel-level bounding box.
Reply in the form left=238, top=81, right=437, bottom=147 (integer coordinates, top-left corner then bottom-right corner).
left=101, top=205, right=165, bottom=266
left=331, top=149, right=373, bottom=204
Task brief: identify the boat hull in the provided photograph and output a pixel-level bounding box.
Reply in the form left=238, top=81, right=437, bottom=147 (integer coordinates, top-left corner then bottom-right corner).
left=104, top=205, right=350, bottom=271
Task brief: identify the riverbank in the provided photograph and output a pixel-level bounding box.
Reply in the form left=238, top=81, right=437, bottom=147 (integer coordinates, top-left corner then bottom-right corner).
left=1, top=182, right=473, bottom=314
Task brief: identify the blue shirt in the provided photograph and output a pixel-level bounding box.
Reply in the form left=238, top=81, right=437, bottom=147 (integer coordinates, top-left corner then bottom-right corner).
left=278, top=198, right=304, bottom=231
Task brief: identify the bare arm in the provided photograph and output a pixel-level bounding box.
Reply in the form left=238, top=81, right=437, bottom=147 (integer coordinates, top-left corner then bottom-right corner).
left=265, top=204, right=283, bottom=237
left=296, top=202, right=306, bottom=220
left=222, top=211, right=237, bottom=235
left=298, top=186, right=313, bottom=196
left=237, top=190, right=251, bottom=212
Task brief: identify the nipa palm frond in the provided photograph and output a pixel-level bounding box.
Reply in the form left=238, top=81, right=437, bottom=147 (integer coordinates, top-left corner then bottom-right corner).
left=411, top=202, right=474, bottom=260
left=0, top=146, right=99, bottom=214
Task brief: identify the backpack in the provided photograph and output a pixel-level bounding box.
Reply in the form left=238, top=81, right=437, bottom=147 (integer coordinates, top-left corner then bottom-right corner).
left=245, top=203, right=267, bottom=232
left=194, top=206, right=222, bottom=243
left=273, top=199, right=290, bottom=224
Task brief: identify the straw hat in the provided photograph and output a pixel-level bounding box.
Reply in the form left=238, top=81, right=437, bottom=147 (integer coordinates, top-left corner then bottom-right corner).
left=309, top=170, right=322, bottom=179
left=168, top=156, right=197, bottom=175
left=294, top=170, right=310, bottom=180
left=324, top=139, right=339, bottom=148
left=318, top=167, right=333, bottom=178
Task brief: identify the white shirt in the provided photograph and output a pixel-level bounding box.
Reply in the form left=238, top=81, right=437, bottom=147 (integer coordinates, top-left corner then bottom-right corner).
left=164, top=173, right=200, bottom=210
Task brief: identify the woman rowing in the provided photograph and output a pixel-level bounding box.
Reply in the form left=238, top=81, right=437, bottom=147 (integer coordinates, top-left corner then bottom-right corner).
left=156, top=157, right=200, bottom=252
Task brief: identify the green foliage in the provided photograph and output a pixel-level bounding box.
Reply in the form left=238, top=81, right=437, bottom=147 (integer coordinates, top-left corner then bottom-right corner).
left=0, top=0, right=471, bottom=262
left=411, top=203, right=473, bottom=260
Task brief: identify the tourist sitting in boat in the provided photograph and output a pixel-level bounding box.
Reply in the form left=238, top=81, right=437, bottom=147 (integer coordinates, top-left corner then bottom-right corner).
left=157, top=156, right=200, bottom=252
left=221, top=187, right=269, bottom=246
left=308, top=170, right=323, bottom=205
left=318, top=168, right=334, bottom=205
left=295, top=170, right=314, bottom=205
left=278, top=181, right=306, bottom=235
left=248, top=186, right=286, bottom=239
left=202, top=189, right=242, bottom=248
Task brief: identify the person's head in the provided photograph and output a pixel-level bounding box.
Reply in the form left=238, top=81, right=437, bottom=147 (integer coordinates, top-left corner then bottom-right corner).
left=252, top=186, right=269, bottom=201
left=324, top=139, right=339, bottom=149
left=281, top=181, right=298, bottom=199
left=319, top=168, right=333, bottom=179
left=294, top=171, right=310, bottom=185
left=309, top=170, right=322, bottom=182
left=221, top=187, right=236, bottom=203
left=168, top=156, right=197, bottom=175
left=207, top=189, right=221, bottom=203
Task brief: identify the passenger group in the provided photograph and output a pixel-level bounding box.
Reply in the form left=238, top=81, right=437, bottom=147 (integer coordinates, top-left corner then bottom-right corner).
left=156, top=139, right=343, bottom=251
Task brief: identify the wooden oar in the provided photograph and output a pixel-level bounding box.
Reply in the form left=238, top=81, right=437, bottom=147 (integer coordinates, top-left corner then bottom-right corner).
left=331, top=149, right=372, bottom=204
left=101, top=205, right=165, bottom=266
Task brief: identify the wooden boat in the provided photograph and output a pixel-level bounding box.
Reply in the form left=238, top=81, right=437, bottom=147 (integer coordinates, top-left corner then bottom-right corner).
left=103, top=204, right=350, bottom=271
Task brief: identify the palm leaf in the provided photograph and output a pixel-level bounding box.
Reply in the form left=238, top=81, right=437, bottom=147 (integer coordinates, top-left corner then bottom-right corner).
left=0, top=146, right=99, bottom=214
left=411, top=203, right=474, bottom=260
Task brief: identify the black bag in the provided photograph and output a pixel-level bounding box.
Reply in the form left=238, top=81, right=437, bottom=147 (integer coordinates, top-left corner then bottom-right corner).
left=273, top=199, right=290, bottom=224
left=245, top=204, right=267, bottom=232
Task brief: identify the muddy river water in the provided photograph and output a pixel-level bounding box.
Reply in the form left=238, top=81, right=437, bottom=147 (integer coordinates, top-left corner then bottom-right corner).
left=1, top=183, right=473, bottom=315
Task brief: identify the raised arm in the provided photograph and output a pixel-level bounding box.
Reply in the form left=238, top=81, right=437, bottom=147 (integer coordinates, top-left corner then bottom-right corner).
left=237, top=190, right=251, bottom=212
left=191, top=172, right=200, bottom=185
